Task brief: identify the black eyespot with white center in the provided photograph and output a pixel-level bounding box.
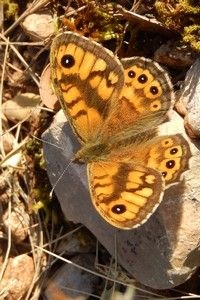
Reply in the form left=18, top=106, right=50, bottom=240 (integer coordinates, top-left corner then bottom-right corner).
left=138, top=74, right=148, bottom=84
left=162, top=171, right=167, bottom=177
left=112, top=204, right=126, bottom=214
left=61, top=54, right=75, bottom=68
left=150, top=86, right=159, bottom=95
left=170, top=148, right=178, bottom=155
left=128, top=70, right=136, bottom=78
left=166, top=160, right=175, bottom=169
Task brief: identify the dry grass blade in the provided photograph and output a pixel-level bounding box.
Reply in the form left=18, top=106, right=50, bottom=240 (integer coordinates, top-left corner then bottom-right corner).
left=0, top=35, right=9, bottom=156
left=4, top=0, right=51, bottom=36
left=0, top=33, right=40, bottom=86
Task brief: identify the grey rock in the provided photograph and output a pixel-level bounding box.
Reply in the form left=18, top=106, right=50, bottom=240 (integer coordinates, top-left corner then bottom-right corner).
left=43, top=110, right=200, bottom=289
left=44, top=254, right=98, bottom=300
left=177, top=59, right=200, bottom=138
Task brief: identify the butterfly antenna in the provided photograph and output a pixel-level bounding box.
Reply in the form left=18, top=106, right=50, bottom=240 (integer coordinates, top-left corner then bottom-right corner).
left=49, top=158, right=74, bottom=198
left=31, top=134, right=64, bottom=150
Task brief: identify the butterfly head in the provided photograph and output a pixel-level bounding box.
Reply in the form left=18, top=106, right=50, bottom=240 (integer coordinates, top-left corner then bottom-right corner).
left=75, top=142, right=111, bottom=163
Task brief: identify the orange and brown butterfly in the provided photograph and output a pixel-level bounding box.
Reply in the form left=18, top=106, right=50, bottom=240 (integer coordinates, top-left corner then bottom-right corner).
left=50, top=31, right=191, bottom=229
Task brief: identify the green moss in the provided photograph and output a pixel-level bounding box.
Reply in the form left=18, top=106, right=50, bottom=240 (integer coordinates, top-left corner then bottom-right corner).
left=26, top=138, right=64, bottom=224
left=1, top=0, right=19, bottom=20
left=183, top=25, right=200, bottom=51
left=59, top=0, right=124, bottom=42
left=180, top=0, right=200, bottom=14
left=155, top=0, right=200, bottom=52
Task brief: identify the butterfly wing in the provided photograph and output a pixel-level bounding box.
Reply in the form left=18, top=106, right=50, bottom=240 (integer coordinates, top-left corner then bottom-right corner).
left=106, top=133, right=191, bottom=186
left=88, top=161, right=164, bottom=229
left=88, top=134, right=190, bottom=229
left=50, top=33, right=191, bottom=230
left=51, top=33, right=176, bottom=144
left=121, top=57, right=174, bottom=120
left=50, top=32, right=124, bottom=143
left=144, top=134, right=191, bottom=186
left=101, top=57, right=175, bottom=140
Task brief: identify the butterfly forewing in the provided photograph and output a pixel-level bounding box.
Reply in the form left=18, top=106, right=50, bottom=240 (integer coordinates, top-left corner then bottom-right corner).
left=50, top=32, right=124, bottom=143
left=88, top=162, right=164, bottom=229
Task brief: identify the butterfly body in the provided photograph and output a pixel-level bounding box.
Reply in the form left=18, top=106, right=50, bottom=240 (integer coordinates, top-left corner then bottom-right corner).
left=50, top=32, right=191, bottom=229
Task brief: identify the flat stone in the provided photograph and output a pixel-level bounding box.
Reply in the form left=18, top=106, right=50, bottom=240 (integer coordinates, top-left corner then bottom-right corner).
left=44, top=254, right=99, bottom=300
left=43, top=109, right=200, bottom=289
left=176, top=59, right=200, bottom=138
left=2, top=93, right=40, bottom=122
left=0, top=254, right=34, bottom=299
left=21, top=13, right=54, bottom=41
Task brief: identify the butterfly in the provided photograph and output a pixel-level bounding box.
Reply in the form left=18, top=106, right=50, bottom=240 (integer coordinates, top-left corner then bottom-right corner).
left=50, top=32, right=191, bottom=229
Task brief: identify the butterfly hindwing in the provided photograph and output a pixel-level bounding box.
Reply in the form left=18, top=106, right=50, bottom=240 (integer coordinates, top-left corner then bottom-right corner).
left=121, top=57, right=174, bottom=122
left=104, top=133, right=191, bottom=187
left=145, top=134, right=191, bottom=185
left=101, top=57, right=175, bottom=140
left=87, top=134, right=191, bottom=229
